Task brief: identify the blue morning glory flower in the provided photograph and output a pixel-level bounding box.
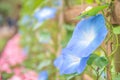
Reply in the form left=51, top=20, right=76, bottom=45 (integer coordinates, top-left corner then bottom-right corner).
left=34, top=7, right=57, bottom=22
left=54, top=48, right=89, bottom=74
left=54, top=14, right=108, bottom=75
left=66, top=14, right=108, bottom=57
left=38, top=71, right=48, bottom=80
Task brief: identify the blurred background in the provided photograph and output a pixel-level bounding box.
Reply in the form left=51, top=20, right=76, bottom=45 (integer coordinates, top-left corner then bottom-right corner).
left=0, top=0, right=116, bottom=80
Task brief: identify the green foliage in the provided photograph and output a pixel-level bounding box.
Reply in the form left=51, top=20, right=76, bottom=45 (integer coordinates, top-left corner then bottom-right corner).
left=21, top=0, right=48, bottom=16
left=0, top=2, right=12, bottom=16
left=86, top=0, right=94, bottom=4
left=94, top=57, right=108, bottom=68
left=113, top=74, right=120, bottom=80
left=87, top=54, right=99, bottom=65
left=113, top=26, right=120, bottom=34
left=37, top=60, right=52, bottom=70
left=2, top=72, right=13, bottom=80
left=38, top=31, right=51, bottom=43
left=75, top=4, right=108, bottom=19
left=88, top=54, right=108, bottom=68
left=63, top=73, right=79, bottom=80
left=0, top=39, right=7, bottom=52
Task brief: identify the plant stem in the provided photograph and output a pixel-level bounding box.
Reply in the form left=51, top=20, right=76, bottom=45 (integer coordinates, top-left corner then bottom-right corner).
left=106, top=39, right=112, bottom=80
left=106, top=62, right=112, bottom=80
left=114, top=35, right=120, bottom=72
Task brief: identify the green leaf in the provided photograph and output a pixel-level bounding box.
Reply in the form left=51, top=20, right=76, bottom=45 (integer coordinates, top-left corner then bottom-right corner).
left=63, top=73, right=78, bottom=80
left=2, top=72, right=13, bottom=79
left=0, top=3, right=12, bottom=15
left=87, top=54, right=108, bottom=68
left=87, top=54, right=99, bottom=65
left=75, top=4, right=108, bottom=19
left=86, top=0, right=94, bottom=4
left=0, top=39, right=7, bottom=52
left=114, top=77, right=120, bottom=80
left=37, top=60, right=51, bottom=70
left=21, top=0, right=48, bottom=15
left=94, top=57, right=108, bottom=68
left=113, top=26, right=120, bottom=34
left=64, top=24, right=74, bottom=31
left=38, top=31, right=51, bottom=43
left=113, top=74, right=120, bottom=80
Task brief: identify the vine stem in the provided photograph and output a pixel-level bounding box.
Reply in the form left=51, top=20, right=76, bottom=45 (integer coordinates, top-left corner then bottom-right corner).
left=110, top=34, right=119, bottom=57
left=106, top=35, right=112, bottom=80
left=101, top=37, right=112, bottom=80
left=102, top=5, right=114, bottom=79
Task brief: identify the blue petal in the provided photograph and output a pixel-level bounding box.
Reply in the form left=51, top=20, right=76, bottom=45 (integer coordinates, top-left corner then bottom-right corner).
left=66, top=14, right=108, bottom=57
left=77, top=56, right=90, bottom=74
left=60, top=53, right=80, bottom=74
left=34, top=7, right=57, bottom=22
left=54, top=55, right=63, bottom=69
left=38, top=71, right=48, bottom=80
left=54, top=49, right=89, bottom=75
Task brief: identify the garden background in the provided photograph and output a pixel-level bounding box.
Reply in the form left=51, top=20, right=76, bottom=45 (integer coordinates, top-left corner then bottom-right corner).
left=0, top=0, right=120, bottom=80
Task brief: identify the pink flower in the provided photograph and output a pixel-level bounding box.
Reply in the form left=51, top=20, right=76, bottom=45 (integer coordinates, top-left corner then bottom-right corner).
left=0, top=34, right=38, bottom=80
left=9, top=69, right=38, bottom=80
left=13, top=67, right=25, bottom=75
left=0, top=34, right=26, bottom=73
left=8, top=75, right=23, bottom=80
left=0, top=58, right=11, bottom=73
left=23, top=70, right=38, bottom=80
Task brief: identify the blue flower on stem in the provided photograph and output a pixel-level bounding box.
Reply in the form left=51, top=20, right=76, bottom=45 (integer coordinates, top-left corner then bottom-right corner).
left=34, top=7, right=57, bottom=22
left=54, top=48, right=90, bottom=74
left=54, top=14, right=108, bottom=75
left=38, top=71, right=48, bottom=80
left=66, top=14, right=108, bottom=57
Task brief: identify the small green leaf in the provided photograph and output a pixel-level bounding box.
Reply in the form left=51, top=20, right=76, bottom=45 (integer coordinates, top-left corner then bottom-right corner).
left=0, top=39, right=7, bottom=52
left=75, top=4, right=108, bottom=19
left=64, top=73, right=78, bottom=80
left=38, top=31, right=51, bottom=43
left=87, top=54, right=99, bottom=65
left=64, top=24, right=74, bottom=31
left=113, top=26, right=120, bottom=34
left=87, top=54, right=108, bottom=68
left=37, top=60, right=51, bottom=70
left=94, top=57, right=108, bottom=68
